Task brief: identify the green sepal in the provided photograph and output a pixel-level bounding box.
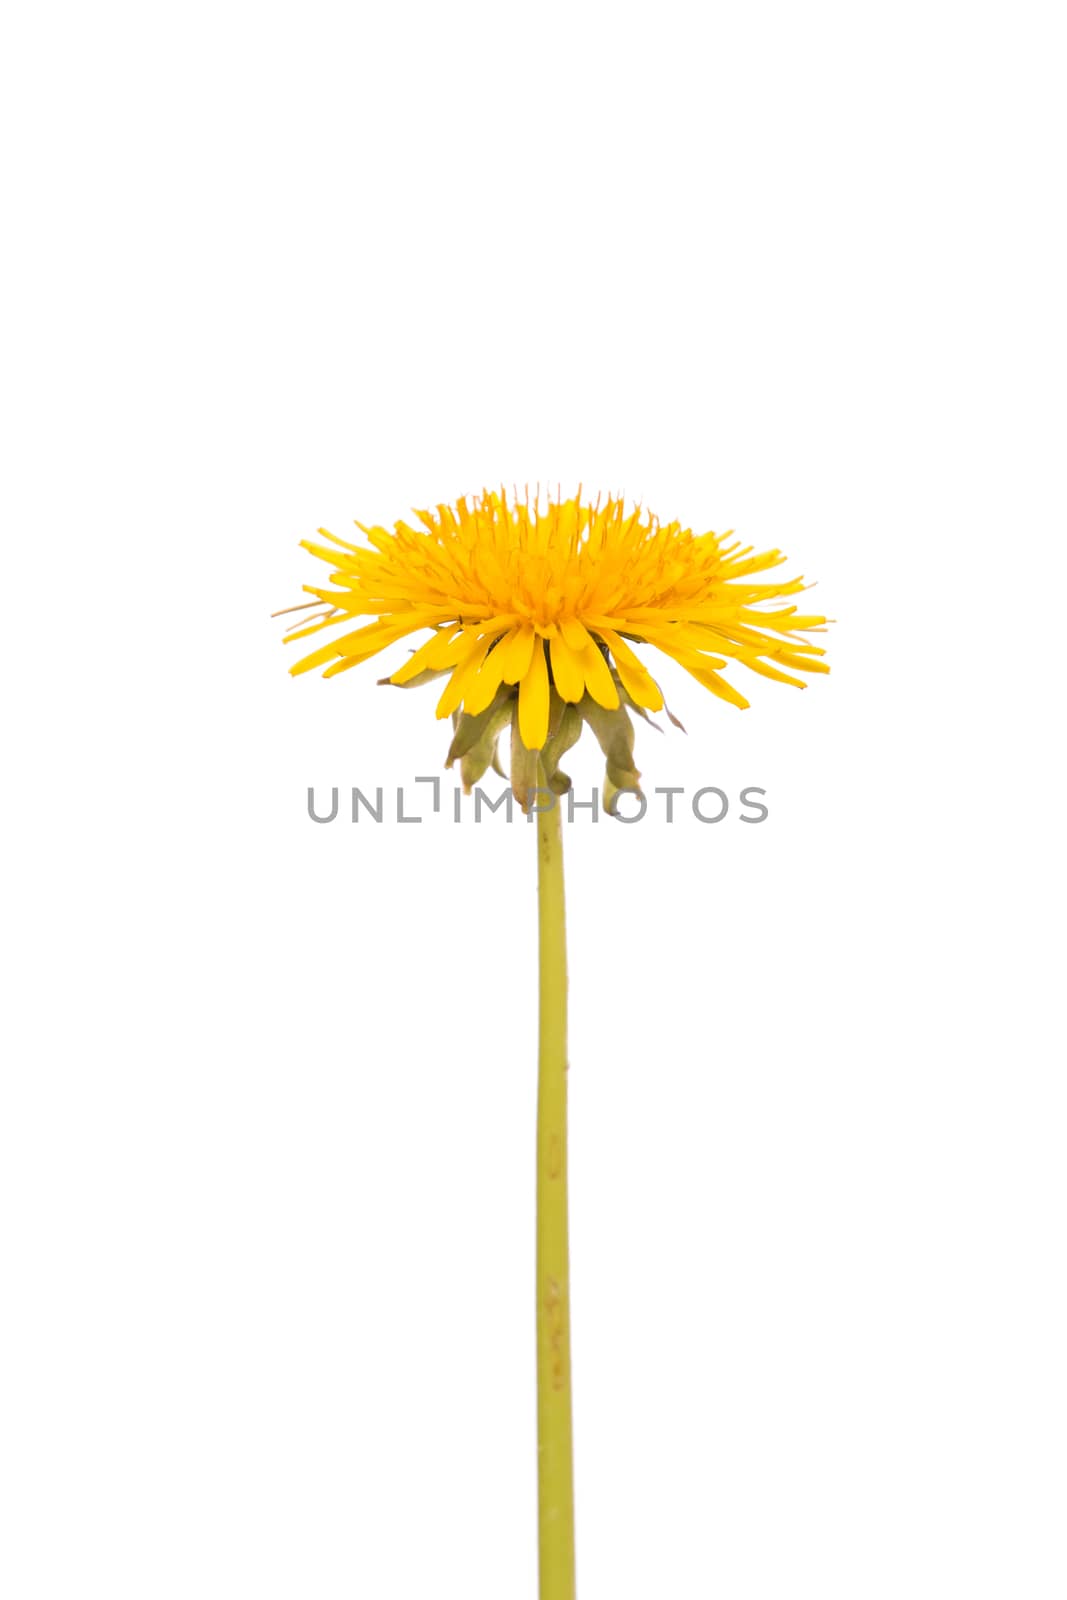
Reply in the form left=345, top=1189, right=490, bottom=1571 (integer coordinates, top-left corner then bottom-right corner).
left=617, top=679, right=663, bottom=732
left=510, top=705, right=541, bottom=812
left=539, top=694, right=583, bottom=795
left=377, top=667, right=452, bottom=689
left=446, top=690, right=516, bottom=793
left=434, top=661, right=667, bottom=816
left=580, top=694, right=642, bottom=813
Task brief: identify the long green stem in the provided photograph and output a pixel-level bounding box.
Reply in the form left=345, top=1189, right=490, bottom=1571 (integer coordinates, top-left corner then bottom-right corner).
left=535, top=772, right=575, bottom=1600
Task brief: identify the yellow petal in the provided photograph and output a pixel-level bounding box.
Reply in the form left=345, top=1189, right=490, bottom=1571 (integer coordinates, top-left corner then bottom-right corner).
left=322, top=652, right=377, bottom=679
left=559, top=616, right=592, bottom=652
left=697, top=670, right=750, bottom=709
left=435, top=635, right=493, bottom=719
left=635, top=625, right=727, bottom=671
left=463, top=633, right=513, bottom=716
left=549, top=634, right=586, bottom=703
left=389, top=626, right=463, bottom=685
left=654, top=641, right=750, bottom=708
left=290, top=639, right=347, bottom=677
left=580, top=642, right=620, bottom=710
left=518, top=639, right=550, bottom=749
left=774, top=648, right=830, bottom=674
left=596, top=628, right=664, bottom=712
left=290, top=619, right=415, bottom=677
left=735, top=654, right=807, bottom=688
left=336, top=618, right=428, bottom=657
left=495, top=625, right=537, bottom=684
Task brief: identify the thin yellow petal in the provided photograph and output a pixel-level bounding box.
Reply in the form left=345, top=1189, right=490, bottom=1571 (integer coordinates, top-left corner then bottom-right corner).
left=322, top=652, right=373, bottom=679
left=290, top=639, right=347, bottom=677
left=290, top=619, right=416, bottom=677
left=580, top=642, right=620, bottom=710
left=735, top=655, right=807, bottom=689
left=435, top=636, right=493, bottom=719
left=654, top=641, right=750, bottom=708
left=595, top=628, right=664, bottom=712
left=559, top=616, right=592, bottom=653
left=463, top=632, right=513, bottom=716
left=695, top=670, right=750, bottom=709
left=335, top=618, right=429, bottom=657
left=518, top=639, right=550, bottom=749
left=549, top=634, right=586, bottom=703
left=389, top=626, right=463, bottom=685
left=495, top=625, right=537, bottom=684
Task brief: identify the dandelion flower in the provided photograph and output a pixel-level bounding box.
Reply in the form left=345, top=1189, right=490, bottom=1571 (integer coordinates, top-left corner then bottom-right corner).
left=280, top=487, right=828, bottom=808
left=278, top=485, right=830, bottom=1600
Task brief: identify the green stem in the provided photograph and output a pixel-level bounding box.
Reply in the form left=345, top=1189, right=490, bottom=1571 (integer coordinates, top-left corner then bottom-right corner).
left=535, top=769, right=575, bottom=1600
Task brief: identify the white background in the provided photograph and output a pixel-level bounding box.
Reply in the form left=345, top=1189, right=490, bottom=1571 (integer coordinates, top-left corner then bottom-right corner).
left=2, top=3, right=1064, bottom=1596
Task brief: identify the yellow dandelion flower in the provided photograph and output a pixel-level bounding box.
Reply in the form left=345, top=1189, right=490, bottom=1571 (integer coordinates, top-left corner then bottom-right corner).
left=280, top=486, right=829, bottom=810
left=278, top=487, right=830, bottom=1600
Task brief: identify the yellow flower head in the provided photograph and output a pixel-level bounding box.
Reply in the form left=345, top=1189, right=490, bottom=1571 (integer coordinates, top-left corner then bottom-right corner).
left=281, top=487, right=829, bottom=805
